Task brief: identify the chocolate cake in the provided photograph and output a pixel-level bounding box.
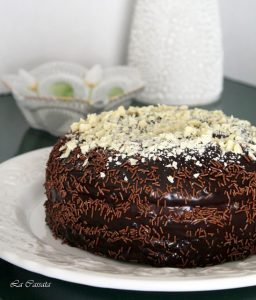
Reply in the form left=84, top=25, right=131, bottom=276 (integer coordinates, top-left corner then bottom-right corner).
left=44, top=105, right=256, bottom=267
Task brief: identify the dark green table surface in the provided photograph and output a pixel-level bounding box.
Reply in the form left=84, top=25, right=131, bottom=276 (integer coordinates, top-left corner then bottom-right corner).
left=1, top=79, right=256, bottom=300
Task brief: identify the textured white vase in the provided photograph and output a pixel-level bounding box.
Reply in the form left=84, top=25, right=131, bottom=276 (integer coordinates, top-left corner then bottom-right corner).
left=128, top=0, right=223, bottom=105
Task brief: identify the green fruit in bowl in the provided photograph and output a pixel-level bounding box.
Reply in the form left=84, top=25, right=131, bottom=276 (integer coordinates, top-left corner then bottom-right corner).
left=50, top=81, right=74, bottom=98
left=107, top=86, right=124, bottom=99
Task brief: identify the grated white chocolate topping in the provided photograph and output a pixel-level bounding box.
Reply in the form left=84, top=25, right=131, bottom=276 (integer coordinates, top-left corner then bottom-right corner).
left=60, top=105, right=256, bottom=161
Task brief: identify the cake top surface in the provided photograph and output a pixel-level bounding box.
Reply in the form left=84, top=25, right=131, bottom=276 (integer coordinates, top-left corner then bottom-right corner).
left=59, top=105, right=256, bottom=162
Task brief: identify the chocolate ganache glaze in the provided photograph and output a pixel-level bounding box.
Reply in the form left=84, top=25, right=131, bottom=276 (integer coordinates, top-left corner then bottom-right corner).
left=44, top=105, right=256, bottom=267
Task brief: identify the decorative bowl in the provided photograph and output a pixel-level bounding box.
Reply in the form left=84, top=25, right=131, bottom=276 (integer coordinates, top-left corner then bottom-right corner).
left=3, top=62, right=144, bottom=136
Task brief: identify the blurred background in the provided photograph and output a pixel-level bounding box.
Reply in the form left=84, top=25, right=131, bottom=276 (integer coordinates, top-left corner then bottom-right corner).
left=0, top=0, right=255, bottom=91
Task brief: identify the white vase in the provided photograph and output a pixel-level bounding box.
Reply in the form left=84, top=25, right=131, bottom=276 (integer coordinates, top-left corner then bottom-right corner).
left=128, top=0, right=223, bottom=106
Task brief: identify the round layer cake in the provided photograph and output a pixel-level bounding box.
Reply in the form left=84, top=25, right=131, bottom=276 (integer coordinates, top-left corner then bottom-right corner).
left=44, top=105, right=256, bottom=267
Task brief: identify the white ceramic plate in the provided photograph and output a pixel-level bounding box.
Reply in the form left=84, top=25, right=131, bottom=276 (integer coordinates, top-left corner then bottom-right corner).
left=1, top=148, right=256, bottom=292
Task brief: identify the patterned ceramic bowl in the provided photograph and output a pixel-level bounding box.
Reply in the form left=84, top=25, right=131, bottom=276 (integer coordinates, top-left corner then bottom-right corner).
left=3, top=62, right=144, bottom=136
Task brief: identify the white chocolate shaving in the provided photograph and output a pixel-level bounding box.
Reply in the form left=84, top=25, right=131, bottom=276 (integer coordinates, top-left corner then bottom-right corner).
left=167, top=176, right=174, bottom=183
left=59, top=105, right=256, bottom=161
left=100, top=172, right=106, bottom=178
